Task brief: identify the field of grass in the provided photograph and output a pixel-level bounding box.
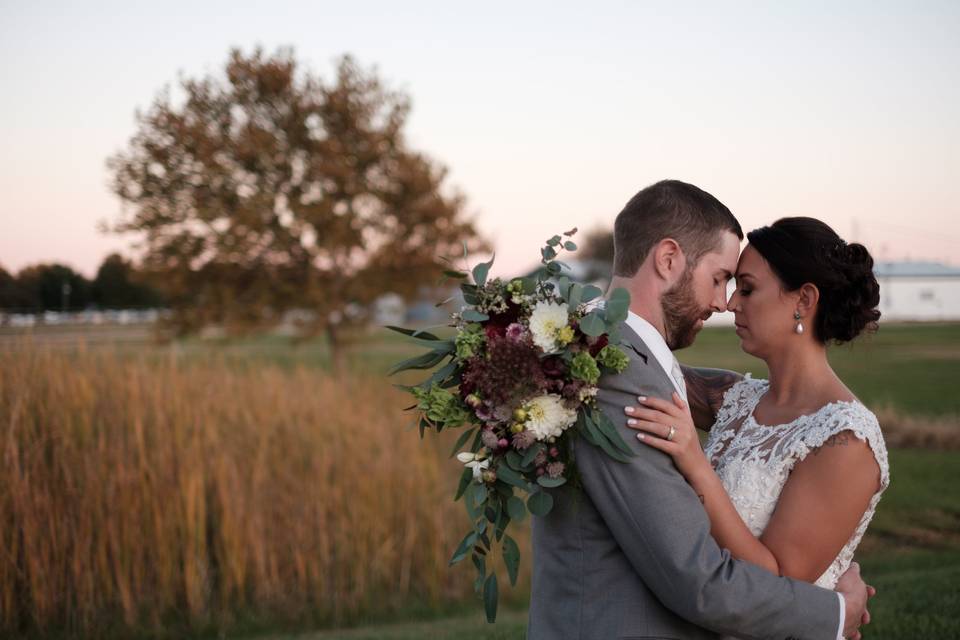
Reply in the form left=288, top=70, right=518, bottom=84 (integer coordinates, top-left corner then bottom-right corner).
left=1, top=323, right=958, bottom=639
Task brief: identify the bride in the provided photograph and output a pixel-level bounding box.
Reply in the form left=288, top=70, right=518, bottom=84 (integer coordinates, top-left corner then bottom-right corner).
left=624, top=217, right=889, bottom=594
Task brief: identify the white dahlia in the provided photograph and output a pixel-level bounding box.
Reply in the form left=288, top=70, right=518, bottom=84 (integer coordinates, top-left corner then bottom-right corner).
left=524, top=394, right=578, bottom=441
left=528, top=300, right=570, bottom=353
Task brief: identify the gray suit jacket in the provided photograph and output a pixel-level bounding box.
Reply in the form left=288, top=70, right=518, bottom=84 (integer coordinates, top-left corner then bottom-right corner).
left=528, top=323, right=840, bottom=640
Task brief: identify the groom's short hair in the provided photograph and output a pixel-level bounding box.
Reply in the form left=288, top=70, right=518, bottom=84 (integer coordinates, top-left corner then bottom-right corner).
left=612, top=179, right=743, bottom=277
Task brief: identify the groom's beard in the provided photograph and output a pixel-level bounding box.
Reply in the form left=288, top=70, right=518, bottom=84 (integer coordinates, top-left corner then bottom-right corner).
left=661, top=267, right=709, bottom=350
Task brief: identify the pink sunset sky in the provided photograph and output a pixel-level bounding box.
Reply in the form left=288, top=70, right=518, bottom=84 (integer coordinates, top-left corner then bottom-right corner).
left=2, top=1, right=958, bottom=279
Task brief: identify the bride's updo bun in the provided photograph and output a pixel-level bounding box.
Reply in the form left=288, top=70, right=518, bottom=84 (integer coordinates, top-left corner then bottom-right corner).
left=747, top=217, right=881, bottom=344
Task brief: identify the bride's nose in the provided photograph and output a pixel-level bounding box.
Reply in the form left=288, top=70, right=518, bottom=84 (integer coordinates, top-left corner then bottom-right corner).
left=726, top=292, right=738, bottom=312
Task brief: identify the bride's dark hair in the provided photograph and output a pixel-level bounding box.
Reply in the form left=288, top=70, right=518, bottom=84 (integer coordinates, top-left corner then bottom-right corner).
left=747, top=217, right=881, bottom=344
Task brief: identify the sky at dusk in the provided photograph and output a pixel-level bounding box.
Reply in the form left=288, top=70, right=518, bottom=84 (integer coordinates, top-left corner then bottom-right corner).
left=2, top=1, right=958, bottom=278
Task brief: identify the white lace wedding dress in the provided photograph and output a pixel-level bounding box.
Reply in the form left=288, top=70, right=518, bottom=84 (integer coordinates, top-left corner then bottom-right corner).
left=703, top=374, right=890, bottom=589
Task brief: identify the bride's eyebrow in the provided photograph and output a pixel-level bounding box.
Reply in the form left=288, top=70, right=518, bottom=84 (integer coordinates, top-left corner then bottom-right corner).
left=735, top=272, right=756, bottom=281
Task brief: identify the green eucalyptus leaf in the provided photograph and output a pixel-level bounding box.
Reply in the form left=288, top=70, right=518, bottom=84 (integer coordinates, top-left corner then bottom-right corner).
left=581, top=284, right=604, bottom=303
left=384, top=326, right=441, bottom=341
left=564, top=240, right=577, bottom=251
left=521, top=443, right=545, bottom=468
left=578, top=311, right=606, bottom=337
left=592, top=409, right=636, bottom=457
left=527, top=490, right=554, bottom=516
left=461, top=308, right=489, bottom=322
left=506, top=496, right=527, bottom=522
left=495, top=464, right=531, bottom=491
left=537, top=476, right=567, bottom=488
left=450, top=530, right=478, bottom=565
left=450, top=427, right=478, bottom=458
left=472, top=254, right=495, bottom=287
left=444, top=269, right=469, bottom=279
left=388, top=350, right=448, bottom=375
left=503, top=535, right=521, bottom=586
left=505, top=450, right=524, bottom=470
left=483, top=573, right=499, bottom=623
left=604, top=287, right=631, bottom=325
left=454, top=467, right=473, bottom=501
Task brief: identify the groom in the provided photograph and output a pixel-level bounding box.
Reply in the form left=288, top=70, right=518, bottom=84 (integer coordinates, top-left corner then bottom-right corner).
left=528, top=180, right=871, bottom=640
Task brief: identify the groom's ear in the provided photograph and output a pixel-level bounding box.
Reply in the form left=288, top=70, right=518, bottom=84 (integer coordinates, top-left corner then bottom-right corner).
left=652, top=238, right=685, bottom=282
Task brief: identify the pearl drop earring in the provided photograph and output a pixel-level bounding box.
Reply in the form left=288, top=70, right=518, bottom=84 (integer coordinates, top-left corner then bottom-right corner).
left=794, top=311, right=804, bottom=335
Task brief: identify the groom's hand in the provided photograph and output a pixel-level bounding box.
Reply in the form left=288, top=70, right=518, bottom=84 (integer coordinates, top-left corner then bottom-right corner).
left=836, top=562, right=870, bottom=639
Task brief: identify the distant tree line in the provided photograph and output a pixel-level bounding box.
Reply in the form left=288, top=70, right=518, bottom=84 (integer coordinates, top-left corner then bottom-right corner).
left=0, top=253, right=163, bottom=312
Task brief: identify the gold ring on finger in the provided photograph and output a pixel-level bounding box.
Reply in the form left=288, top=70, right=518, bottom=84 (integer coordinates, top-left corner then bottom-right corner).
left=666, top=425, right=676, bottom=441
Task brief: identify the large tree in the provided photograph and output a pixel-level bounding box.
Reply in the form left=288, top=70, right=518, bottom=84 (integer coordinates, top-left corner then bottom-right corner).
left=107, top=47, right=485, bottom=360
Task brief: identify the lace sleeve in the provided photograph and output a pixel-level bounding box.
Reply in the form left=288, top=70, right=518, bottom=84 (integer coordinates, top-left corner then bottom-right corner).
left=784, top=403, right=890, bottom=490
left=714, top=373, right=768, bottom=427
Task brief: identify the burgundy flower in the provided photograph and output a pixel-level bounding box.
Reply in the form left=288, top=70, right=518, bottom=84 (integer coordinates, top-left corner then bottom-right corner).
left=462, top=336, right=548, bottom=409
left=542, top=356, right=567, bottom=378
left=588, top=334, right=609, bottom=357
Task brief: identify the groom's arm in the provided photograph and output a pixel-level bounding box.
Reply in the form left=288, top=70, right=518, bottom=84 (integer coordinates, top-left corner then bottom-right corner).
left=680, top=365, right=742, bottom=430
left=577, top=367, right=843, bottom=640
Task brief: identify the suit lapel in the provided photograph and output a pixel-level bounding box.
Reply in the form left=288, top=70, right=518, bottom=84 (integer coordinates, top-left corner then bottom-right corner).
left=618, top=321, right=677, bottom=393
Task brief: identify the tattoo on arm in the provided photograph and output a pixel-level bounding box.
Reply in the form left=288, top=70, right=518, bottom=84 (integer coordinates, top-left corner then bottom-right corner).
left=680, top=366, right=744, bottom=431
left=812, top=432, right=851, bottom=454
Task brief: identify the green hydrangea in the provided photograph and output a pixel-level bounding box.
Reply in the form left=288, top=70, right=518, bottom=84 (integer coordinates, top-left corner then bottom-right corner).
left=570, top=351, right=601, bottom=385
left=597, top=345, right=630, bottom=373
left=455, top=323, right=486, bottom=359
left=413, top=384, right=471, bottom=427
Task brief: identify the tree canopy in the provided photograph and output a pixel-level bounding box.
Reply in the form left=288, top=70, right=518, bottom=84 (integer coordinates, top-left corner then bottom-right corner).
left=107, top=47, right=486, bottom=343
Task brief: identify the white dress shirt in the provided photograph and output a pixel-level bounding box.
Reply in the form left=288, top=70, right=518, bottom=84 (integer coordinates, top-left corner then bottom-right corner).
left=622, top=311, right=847, bottom=639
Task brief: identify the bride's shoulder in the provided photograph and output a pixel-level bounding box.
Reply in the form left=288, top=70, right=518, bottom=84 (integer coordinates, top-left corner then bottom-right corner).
left=715, top=373, right=768, bottom=421
left=796, top=400, right=890, bottom=485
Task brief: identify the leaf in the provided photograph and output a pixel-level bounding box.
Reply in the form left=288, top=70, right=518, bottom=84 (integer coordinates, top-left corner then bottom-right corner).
left=520, top=443, right=544, bottom=468
left=566, top=282, right=583, bottom=311
left=461, top=308, right=489, bottom=322
left=473, top=483, right=489, bottom=509
left=604, top=287, right=631, bottom=325
left=592, top=409, right=636, bottom=458
left=495, top=464, right=531, bottom=491
left=384, top=325, right=440, bottom=341
left=546, top=235, right=562, bottom=247
left=563, top=240, right=577, bottom=251
left=443, top=269, right=469, bottom=279
left=472, top=552, right=486, bottom=580
left=472, top=254, right=495, bottom=287
left=582, top=411, right=632, bottom=463
left=450, top=530, right=478, bottom=565
left=527, top=490, right=554, bottom=516
left=454, top=467, right=473, bottom=501
left=546, top=261, right=562, bottom=275
left=581, top=284, right=604, bottom=303
left=506, top=496, right=527, bottom=522
left=502, top=535, right=521, bottom=586
left=465, top=483, right=484, bottom=521
left=483, top=573, right=499, bottom=623
left=578, top=311, right=606, bottom=337
left=450, top=427, right=478, bottom=458
left=520, top=277, right=537, bottom=294
left=541, top=246, right=557, bottom=261
left=418, top=360, right=459, bottom=390
left=537, top=476, right=567, bottom=488
left=563, top=227, right=578, bottom=236
left=388, top=350, right=448, bottom=375
left=505, top=450, right=524, bottom=470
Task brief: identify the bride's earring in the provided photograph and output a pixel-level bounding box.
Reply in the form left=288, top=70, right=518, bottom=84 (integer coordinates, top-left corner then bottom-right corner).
left=794, top=311, right=804, bottom=335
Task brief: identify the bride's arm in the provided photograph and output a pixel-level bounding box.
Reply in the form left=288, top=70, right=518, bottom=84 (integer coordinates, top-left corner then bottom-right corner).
left=625, top=395, right=881, bottom=581
left=679, top=366, right=742, bottom=430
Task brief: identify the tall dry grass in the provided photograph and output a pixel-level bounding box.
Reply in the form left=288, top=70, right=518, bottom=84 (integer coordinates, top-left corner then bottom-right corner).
left=0, top=344, right=530, bottom=638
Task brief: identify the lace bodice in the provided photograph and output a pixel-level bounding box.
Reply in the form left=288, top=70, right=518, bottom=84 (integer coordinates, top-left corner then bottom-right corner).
left=703, top=374, right=890, bottom=588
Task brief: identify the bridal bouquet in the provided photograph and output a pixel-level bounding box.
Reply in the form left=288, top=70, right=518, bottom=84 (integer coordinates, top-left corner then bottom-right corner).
left=388, top=229, right=634, bottom=622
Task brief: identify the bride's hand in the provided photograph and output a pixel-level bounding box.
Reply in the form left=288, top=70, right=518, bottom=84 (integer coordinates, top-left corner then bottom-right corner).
left=624, top=393, right=710, bottom=482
